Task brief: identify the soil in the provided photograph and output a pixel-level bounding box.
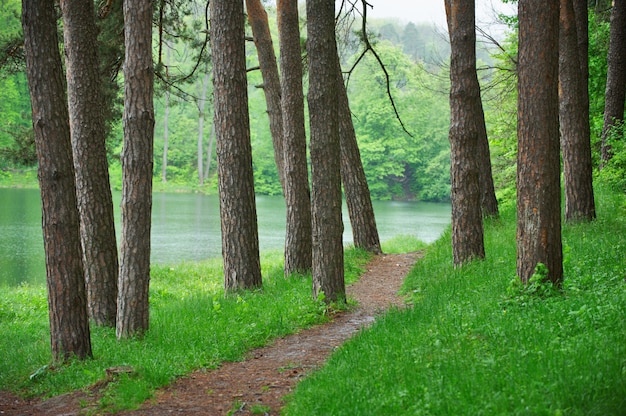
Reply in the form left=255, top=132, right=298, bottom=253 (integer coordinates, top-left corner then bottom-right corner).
left=0, top=252, right=420, bottom=416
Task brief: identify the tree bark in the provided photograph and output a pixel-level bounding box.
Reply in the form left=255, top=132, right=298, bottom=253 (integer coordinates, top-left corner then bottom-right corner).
left=600, top=0, right=626, bottom=164
left=205, top=123, right=215, bottom=180
left=337, top=55, right=382, bottom=255
left=247, top=0, right=286, bottom=194
left=211, top=0, right=262, bottom=291
left=517, top=0, right=563, bottom=285
left=307, top=0, right=345, bottom=303
left=476, top=92, right=499, bottom=218
left=62, top=0, right=120, bottom=327
left=22, top=0, right=92, bottom=361
left=197, top=66, right=210, bottom=186
left=162, top=46, right=170, bottom=183
left=559, top=0, right=596, bottom=222
left=573, top=0, right=589, bottom=105
left=117, top=0, right=155, bottom=339
left=445, top=0, right=485, bottom=266
left=279, top=0, right=313, bottom=275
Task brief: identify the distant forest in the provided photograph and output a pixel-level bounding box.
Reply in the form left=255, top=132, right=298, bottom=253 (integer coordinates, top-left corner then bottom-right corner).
left=1, top=3, right=620, bottom=201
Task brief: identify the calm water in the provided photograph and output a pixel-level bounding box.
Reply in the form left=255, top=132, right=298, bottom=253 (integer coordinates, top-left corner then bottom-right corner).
left=0, top=188, right=450, bottom=286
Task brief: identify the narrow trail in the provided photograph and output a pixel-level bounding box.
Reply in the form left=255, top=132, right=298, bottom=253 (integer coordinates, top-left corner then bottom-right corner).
left=1, top=252, right=420, bottom=416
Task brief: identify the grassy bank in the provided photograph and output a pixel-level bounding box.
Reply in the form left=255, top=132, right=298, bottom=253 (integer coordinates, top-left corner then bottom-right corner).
left=0, top=248, right=382, bottom=412
left=283, top=187, right=626, bottom=415
left=0, top=168, right=38, bottom=188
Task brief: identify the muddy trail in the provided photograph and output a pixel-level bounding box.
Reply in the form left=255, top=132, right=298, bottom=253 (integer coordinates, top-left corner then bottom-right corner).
left=1, top=252, right=420, bottom=416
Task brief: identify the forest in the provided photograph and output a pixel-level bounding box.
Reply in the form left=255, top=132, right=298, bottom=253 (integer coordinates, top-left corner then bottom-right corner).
left=1, top=0, right=625, bottom=414
left=3, top=1, right=466, bottom=202
left=2, top=2, right=624, bottom=199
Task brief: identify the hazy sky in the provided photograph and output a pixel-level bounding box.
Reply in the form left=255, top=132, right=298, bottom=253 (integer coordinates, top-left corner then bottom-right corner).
left=364, top=0, right=516, bottom=30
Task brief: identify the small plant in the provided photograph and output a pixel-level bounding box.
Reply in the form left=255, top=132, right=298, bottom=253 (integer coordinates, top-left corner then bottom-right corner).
left=505, top=263, right=561, bottom=306
left=597, top=121, right=626, bottom=192
left=227, top=399, right=245, bottom=415
left=250, top=404, right=271, bottom=414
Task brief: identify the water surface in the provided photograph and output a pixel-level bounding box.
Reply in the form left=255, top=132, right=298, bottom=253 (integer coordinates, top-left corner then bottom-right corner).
left=0, top=188, right=450, bottom=286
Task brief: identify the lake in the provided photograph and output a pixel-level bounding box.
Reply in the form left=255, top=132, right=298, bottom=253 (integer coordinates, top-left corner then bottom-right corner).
left=0, top=187, right=450, bottom=286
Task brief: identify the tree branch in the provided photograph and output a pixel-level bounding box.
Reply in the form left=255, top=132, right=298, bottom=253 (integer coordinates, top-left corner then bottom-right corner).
left=340, top=0, right=414, bottom=138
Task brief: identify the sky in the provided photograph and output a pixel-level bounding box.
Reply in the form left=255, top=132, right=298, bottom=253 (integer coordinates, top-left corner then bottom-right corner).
left=363, top=0, right=516, bottom=31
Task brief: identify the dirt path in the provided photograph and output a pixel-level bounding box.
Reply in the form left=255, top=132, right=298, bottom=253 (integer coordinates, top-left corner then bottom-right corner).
left=0, top=252, right=420, bottom=416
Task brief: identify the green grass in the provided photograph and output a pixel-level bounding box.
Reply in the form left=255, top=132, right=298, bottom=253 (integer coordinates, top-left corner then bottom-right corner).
left=0, top=167, right=38, bottom=188
left=0, top=248, right=372, bottom=413
left=381, top=234, right=429, bottom=254
left=283, top=187, right=626, bottom=416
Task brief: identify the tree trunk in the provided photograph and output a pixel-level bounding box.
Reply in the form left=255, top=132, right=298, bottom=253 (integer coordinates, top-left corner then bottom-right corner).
left=279, top=0, right=313, bottom=275
left=559, top=0, right=596, bottom=222
left=204, top=122, right=215, bottom=180
left=197, top=66, right=210, bottom=186
left=573, top=0, right=589, bottom=105
left=62, top=0, right=120, bottom=328
left=116, top=0, right=155, bottom=339
left=22, top=0, right=92, bottom=361
left=476, top=93, right=499, bottom=218
left=336, top=55, right=382, bottom=255
left=517, top=0, right=563, bottom=285
left=307, top=0, right=345, bottom=303
left=445, top=0, right=485, bottom=266
left=246, top=0, right=286, bottom=194
left=162, top=88, right=169, bottom=182
left=600, top=0, right=626, bottom=164
left=162, top=46, right=170, bottom=183
left=211, top=0, right=262, bottom=291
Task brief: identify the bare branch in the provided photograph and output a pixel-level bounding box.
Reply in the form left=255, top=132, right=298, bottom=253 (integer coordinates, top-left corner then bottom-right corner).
left=156, top=0, right=211, bottom=85
left=340, top=0, right=414, bottom=137
left=476, top=25, right=517, bottom=68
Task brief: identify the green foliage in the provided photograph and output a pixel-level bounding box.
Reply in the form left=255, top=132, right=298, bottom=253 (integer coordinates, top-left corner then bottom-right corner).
left=0, top=247, right=371, bottom=411
left=348, top=40, right=450, bottom=201
left=0, top=72, right=34, bottom=167
left=588, top=11, right=610, bottom=151
left=283, top=187, right=626, bottom=416
left=597, top=122, right=626, bottom=192
left=0, top=5, right=456, bottom=201
left=0, top=167, right=37, bottom=188
left=0, top=0, right=23, bottom=74
left=505, top=263, right=561, bottom=307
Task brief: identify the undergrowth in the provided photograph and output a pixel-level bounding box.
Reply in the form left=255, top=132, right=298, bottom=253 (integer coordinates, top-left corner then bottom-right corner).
left=0, top=247, right=373, bottom=412
left=283, top=186, right=626, bottom=415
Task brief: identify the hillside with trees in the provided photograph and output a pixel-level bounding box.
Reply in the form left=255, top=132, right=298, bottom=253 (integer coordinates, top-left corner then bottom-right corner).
left=1, top=0, right=457, bottom=202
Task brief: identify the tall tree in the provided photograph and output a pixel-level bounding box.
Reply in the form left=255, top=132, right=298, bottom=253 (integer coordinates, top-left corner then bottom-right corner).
left=307, top=0, right=345, bottom=302
left=278, top=0, right=313, bottom=275
left=517, top=0, right=563, bottom=284
left=600, top=0, right=626, bottom=164
left=476, top=95, right=499, bottom=218
left=116, top=0, right=155, bottom=339
left=444, top=0, right=485, bottom=266
left=22, top=0, right=92, bottom=361
left=573, top=0, right=589, bottom=104
left=61, top=0, right=120, bottom=327
left=197, top=66, right=210, bottom=186
left=559, top=0, right=596, bottom=222
left=211, top=0, right=262, bottom=291
left=162, top=45, right=171, bottom=183
left=246, top=0, right=286, bottom=193
left=337, top=55, right=382, bottom=255
left=162, top=86, right=170, bottom=182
